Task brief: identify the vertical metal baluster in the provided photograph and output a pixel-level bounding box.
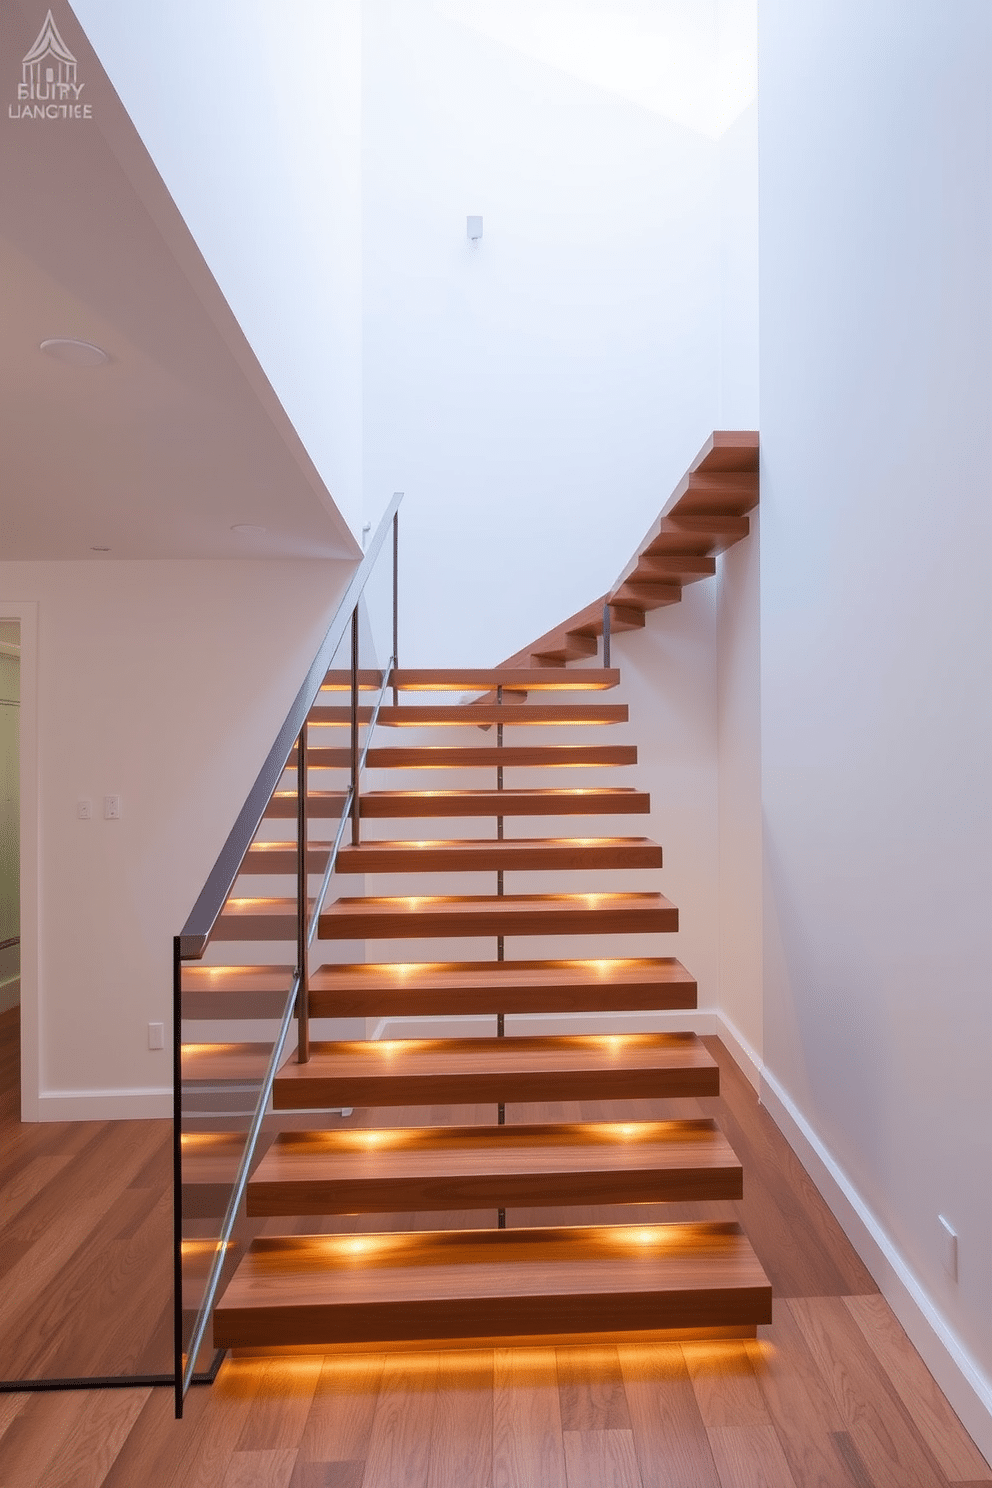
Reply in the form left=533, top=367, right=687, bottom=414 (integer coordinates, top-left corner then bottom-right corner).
left=392, top=511, right=399, bottom=706
left=350, top=608, right=360, bottom=846
left=496, top=684, right=506, bottom=1227
left=296, top=724, right=310, bottom=1064
left=602, top=598, right=611, bottom=669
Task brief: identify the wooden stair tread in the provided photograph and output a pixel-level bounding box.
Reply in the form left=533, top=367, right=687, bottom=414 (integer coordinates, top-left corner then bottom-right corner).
left=298, top=744, right=638, bottom=770
left=334, top=836, right=662, bottom=874
left=272, top=1031, right=719, bottom=1107
left=319, top=891, right=677, bottom=940
left=246, top=1119, right=742, bottom=1215
left=351, top=787, right=650, bottom=817
left=213, top=897, right=314, bottom=940
left=213, top=1221, right=772, bottom=1348
left=306, top=703, right=628, bottom=727
left=181, top=964, right=295, bottom=1019
left=241, top=843, right=331, bottom=873
left=308, top=956, right=697, bottom=1016
left=391, top=668, right=619, bottom=692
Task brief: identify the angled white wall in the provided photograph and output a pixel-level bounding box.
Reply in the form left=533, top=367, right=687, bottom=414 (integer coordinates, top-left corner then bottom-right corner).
left=70, top=0, right=366, bottom=539
left=759, top=0, right=992, bottom=1451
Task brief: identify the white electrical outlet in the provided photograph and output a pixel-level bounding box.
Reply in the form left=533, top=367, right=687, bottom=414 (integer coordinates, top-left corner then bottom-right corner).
left=938, top=1214, right=958, bottom=1280
left=104, top=794, right=121, bottom=820
left=77, top=798, right=92, bottom=820
left=148, top=1022, right=164, bottom=1050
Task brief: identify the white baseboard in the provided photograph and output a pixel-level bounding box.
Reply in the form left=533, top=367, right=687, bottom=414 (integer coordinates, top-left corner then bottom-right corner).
left=759, top=1064, right=992, bottom=1464
left=37, top=1087, right=173, bottom=1120
left=713, top=1011, right=762, bottom=1091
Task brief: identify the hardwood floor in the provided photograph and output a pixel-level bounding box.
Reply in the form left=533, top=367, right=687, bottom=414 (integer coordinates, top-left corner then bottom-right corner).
left=2, top=1006, right=990, bottom=1486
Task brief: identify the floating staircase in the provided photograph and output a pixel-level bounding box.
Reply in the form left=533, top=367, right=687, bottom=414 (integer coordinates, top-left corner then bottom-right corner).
left=180, top=430, right=769, bottom=1359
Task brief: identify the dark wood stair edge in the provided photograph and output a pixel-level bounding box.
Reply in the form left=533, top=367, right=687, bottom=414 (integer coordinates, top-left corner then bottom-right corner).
left=496, top=430, right=758, bottom=671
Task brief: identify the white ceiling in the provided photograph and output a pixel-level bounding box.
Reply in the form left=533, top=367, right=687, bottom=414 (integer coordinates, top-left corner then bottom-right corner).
left=0, top=1, right=360, bottom=562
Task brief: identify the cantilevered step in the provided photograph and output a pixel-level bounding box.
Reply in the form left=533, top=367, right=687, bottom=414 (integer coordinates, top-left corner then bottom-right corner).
left=334, top=835, right=662, bottom=875
left=213, top=897, right=314, bottom=940
left=320, top=667, right=619, bottom=692
left=352, top=787, right=650, bottom=819
left=213, top=1221, right=772, bottom=1349
left=306, top=703, right=628, bottom=728
left=296, top=744, right=638, bottom=770
left=272, top=1031, right=717, bottom=1108
left=241, top=842, right=331, bottom=874
left=246, top=1119, right=742, bottom=1217
left=181, top=965, right=295, bottom=1020
left=319, top=891, right=676, bottom=941
left=307, top=957, right=697, bottom=1018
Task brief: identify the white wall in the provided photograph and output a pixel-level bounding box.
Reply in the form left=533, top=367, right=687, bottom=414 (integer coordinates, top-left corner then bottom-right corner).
left=1, top=558, right=354, bottom=1118
left=760, top=0, right=992, bottom=1449
left=362, top=0, right=727, bottom=668
left=70, top=0, right=366, bottom=539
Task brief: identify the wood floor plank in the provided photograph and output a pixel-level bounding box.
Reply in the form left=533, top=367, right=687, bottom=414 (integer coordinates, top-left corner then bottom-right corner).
left=0, top=1390, right=97, bottom=1488
left=361, top=1354, right=440, bottom=1488
left=35, top=1386, right=150, bottom=1488
left=223, top=1448, right=299, bottom=1488
left=562, top=1428, right=642, bottom=1488
left=683, top=1341, right=768, bottom=1428
left=844, top=1293, right=992, bottom=1481
left=744, top=1304, right=863, bottom=1488
left=493, top=1346, right=567, bottom=1488
left=557, top=1345, right=631, bottom=1431
left=0, top=1155, right=73, bottom=1227
left=426, top=1349, right=493, bottom=1488
left=235, top=1358, right=323, bottom=1451
left=618, top=1341, right=720, bottom=1488
left=292, top=1464, right=366, bottom=1488
left=97, top=1379, right=214, bottom=1488
left=788, top=1296, right=952, bottom=1488
left=297, top=1354, right=386, bottom=1465
left=705, top=1425, right=797, bottom=1488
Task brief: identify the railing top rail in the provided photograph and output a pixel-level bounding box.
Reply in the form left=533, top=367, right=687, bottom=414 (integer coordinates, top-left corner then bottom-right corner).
left=178, top=491, right=404, bottom=958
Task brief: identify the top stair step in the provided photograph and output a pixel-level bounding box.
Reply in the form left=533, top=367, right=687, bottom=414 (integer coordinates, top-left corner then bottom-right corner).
left=320, top=668, right=620, bottom=693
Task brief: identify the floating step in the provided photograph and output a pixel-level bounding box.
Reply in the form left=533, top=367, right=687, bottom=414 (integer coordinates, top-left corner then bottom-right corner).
left=648, top=514, right=749, bottom=554
left=319, top=891, right=677, bottom=941
left=181, top=964, right=294, bottom=1020
left=241, top=843, right=331, bottom=874
left=213, top=897, right=313, bottom=941
left=307, top=956, right=697, bottom=1018
left=265, top=791, right=348, bottom=819
left=294, top=744, right=639, bottom=770
left=611, top=579, right=683, bottom=610
left=334, top=835, right=662, bottom=875
left=246, top=1119, right=742, bottom=1217
left=320, top=667, right=619, bottom=693
left=353, top=787, right=650, bottom=819
left=632, top=554, right=717, bottom=582
left=272, top=1031, right=718, bottom=1109
left=394, top=668, right=619, bottom=692
left=306, top=703, right=629, bottom=728
left=213, top=1221, right=772, bottom=1349
left=265, top=786, right=648, bottom=820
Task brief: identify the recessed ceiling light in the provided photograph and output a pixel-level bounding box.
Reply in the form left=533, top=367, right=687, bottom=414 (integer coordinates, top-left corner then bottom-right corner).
left=40, top=337, right=110, bottom=367
left=231, top=523, right=267, bottom=535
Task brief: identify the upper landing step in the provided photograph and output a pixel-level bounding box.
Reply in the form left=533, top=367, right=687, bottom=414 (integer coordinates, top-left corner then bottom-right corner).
left=320, top=668, right=619, bottom=693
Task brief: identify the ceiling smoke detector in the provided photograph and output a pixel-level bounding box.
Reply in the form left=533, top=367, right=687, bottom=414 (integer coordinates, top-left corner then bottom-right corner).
left=40, top=337, right=110, bottom=368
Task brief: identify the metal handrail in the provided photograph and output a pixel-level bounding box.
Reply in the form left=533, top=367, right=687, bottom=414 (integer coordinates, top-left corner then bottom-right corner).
left=178, top=491, right=404, bottom=959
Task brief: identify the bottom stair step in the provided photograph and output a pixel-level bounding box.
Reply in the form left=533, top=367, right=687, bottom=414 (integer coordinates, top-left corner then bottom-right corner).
left=213, top=1222, right=772, bottom=1349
